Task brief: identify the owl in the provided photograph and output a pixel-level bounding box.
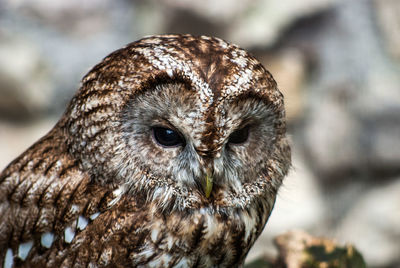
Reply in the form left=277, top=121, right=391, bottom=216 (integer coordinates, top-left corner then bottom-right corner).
left=0, top=34, right=290, bottom=267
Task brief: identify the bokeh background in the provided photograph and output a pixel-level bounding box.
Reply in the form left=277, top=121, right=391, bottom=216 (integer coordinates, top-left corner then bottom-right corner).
left=0, top=0, right=399, bottom=267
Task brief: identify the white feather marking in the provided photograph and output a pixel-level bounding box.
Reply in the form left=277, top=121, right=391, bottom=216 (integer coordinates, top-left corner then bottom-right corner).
left=4, top=248, right=13, bottom=268
left=150, top=229, right=159, bottom=243
left=242, top=210, right=257, bottom=241
left=175, top=258, right=189, bottom=268
left=152, top=187, right=163, bottom=200
left=41, top=232, right=54, bottom=248
left=147, top=258, right=161, bottom=267
left=77, top=215, right=89, bottom=230
left=230, top=49, right=248, bottom=68
left=199, top=207, right=207, bottom=215
left=70, top=204, right=79, bottom=214
left=139, top=247, right=155, bottom=259
left=64, top=227, right=75, bottom=243
left=83, top=97, right=100, bottom=111
left=29, top=175, right=49, bottom=195
left=166, top=68, right=173, bottom=77
left=108, top=186, right=125, bottom=208
left=89, top=212, right=101, bottom=220
left=166, top=235, right=174, bottom=250
left=203, top=213, right=218, bottom=240
left=89, top=125, right=100, bottom=137
left=55, top=160, right=62, bottom=168
left=17, top=241, right=33, bottom=261
left=107, top=197, right=119, bottom=207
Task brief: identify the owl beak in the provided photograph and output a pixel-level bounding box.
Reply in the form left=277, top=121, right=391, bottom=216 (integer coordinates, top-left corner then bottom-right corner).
left=202, top=168, right=213, bottom=198
left=196, top=149, right=216, bottom=198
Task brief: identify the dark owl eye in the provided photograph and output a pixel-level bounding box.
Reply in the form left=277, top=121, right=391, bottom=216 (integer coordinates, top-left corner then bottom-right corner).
left=152, top=127, right=185, bottom=147
left=228, top=126, right=249, bottom=144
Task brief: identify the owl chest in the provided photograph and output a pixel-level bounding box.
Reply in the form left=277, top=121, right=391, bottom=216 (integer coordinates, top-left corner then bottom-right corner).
left=134, top=210, right=260, bottom=267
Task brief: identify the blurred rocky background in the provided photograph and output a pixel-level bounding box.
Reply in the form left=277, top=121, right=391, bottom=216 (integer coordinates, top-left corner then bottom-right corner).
left=0, top=0, right=399, bottom=267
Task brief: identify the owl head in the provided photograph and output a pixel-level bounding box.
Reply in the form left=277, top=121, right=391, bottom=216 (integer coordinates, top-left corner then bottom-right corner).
left=61, top=34, right=291, bottom=214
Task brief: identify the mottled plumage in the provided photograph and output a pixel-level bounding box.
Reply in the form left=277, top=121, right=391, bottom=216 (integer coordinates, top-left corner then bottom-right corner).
left=0, top=34, right=291, bottom=267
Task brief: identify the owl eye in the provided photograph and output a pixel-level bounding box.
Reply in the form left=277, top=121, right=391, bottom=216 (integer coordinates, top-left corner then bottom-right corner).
left=228, top=126, right=249, bottom=144
left=152, top=127, right=185, bottom=147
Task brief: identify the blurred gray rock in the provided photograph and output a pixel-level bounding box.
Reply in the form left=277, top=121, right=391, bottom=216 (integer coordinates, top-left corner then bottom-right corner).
left=0, top=1, right=137, bottom=119
left=0, top=32, right=53, bottom=119
left=335, top=178, right=400, bottom=267
left=2, top=0, right=127, bottom=37
left=374, top=0, right=400, bottom=60
left=302, top=0, right=400, bottom=181
left=226, top=0, right=338, bottom=47
left=138, top=0, right=338, bottom=47
left=362, top=110, right=400, bottom=176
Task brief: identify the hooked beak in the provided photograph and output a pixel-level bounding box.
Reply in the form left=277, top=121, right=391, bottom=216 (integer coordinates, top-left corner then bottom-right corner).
left=197, top=148, right=219, bottom=199
left=202, top=168, right=213, bottom=198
